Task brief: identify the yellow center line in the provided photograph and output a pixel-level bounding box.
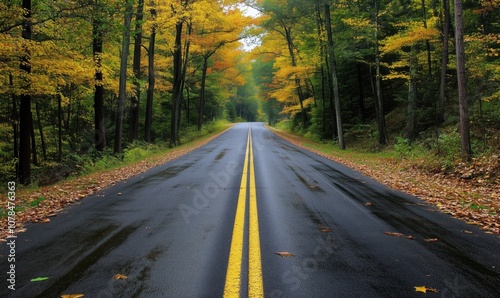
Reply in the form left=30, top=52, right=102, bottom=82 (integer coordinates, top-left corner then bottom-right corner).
left=224, top=130, right=250, bottom=297
left=248, top=128, right=264, bottom=297
left=224, top=126, right=264, bottom=298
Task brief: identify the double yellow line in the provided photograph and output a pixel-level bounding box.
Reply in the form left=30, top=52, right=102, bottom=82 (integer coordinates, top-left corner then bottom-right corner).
left=224, top=126, right=264, bottom=297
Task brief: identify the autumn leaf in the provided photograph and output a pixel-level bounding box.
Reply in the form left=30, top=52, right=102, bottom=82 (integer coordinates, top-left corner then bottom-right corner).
left=384, top=232, right=415, bottom=239
left=275, top=251, right=295, bottom=257
left=319, top=226, right=332, bottom=233
left=364, top=202, right=373, bottom=206
left=384, top=232, right=404, bottom=237
left=31, top=276, right=50, bottom=282
left=41, top=218, right=51, bottom=223
left=424, top=238, right=439, bottom=242
left=414, top=286, right=439, bottom=293
left=60, top=295, right=84, bottom=298
left=113, top=273, right=128, bottom=280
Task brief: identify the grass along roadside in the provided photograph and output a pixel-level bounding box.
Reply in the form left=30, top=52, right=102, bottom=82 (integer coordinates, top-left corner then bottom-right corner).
left=267, top=125, right=499, bottom=235
left=0, top=122, right=233, bottom=241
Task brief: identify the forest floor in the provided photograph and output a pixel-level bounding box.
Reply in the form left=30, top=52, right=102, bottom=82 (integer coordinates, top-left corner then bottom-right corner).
left=267, top=126, right=499, bottom=235
left=2, top=124, right=498, bottom=241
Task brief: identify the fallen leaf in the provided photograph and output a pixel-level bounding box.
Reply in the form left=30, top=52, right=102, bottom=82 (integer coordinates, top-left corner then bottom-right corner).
left=384, top=232, right=404, bottom=237
left=424, top=238, right=439, bottom=242
left=462, top=230, right=473, bottom=234
left=113, top=273, right=127, bottom=280
left=60, top=295, right=84, bottom=298
left=41, top=218, right=50, bottom=223
left=414, top=286, right=427, bottom=293
left=31, top=277, right=50, bottom=282
left=405, top=235, right=415, bottom=240
left=427, top=287, right=439, bottom=293
left=319, top=226, right=332, bottom=233
left=275, top=251, right=295, bottom=257
left=414, top=286, right=439, bottom=293
left=364, top=202, right=373, bottom=206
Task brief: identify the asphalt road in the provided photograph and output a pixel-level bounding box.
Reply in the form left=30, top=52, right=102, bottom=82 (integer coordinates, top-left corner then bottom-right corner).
left=2, top=122, right=499, bottom=297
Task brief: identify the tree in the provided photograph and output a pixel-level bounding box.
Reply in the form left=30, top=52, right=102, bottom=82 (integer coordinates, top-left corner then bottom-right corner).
left=114, top=0, right=133, bottom=155
left=374, top=0, right=387, bottom=145
left=93, top=0, right=106, bottom=151
left=454, top=0, right=472, bottom=160
left=438, top=0, right=451, bottom=124
left=129, top=0, right=144, bottom=142
left=144, top=5, right=157, bottom=143
left=190, top=3, right=249, bottom=130
left=324, top=2, right=345, bottom=149
left=18, top=0, right=32, bottom=184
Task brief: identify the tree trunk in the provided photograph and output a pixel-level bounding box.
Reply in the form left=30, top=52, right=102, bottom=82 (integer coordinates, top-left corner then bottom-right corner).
left=144, top=20, right=156, bottom=143
left=10, top=75, right=19, bottom=178
left=93, top=1, right=106, bottom=151
left=405, top=45, right=418, bottom=140
left=283, top=24, right=307, bottom=128
left=198, top=55, right=210, bottom=131
left=454, top=0, right=472, bottom=161
left=324, top=3, right=345, bottom=149
left=374, top=0, right=387, bottom=145
left=35, top=101, right=47, bottom=160
left=186, top=85, right=191, bottom=125
left=129, top=0, right=144, bottom=142
left=58, top=94, right=63, bottom=162
left=315, top=2, right=327, bottom=133
left=30, top=112, right=37, bottom=166
left=438, top=0, right=450, bottom=124
left=170, top=21, right=183, bottom=147
left=357, top=63, right=366, bottom=119
left=421, top=0, right=432, bottom=77
left=18, top=0, right=32, bottom=184
left=114, top=1, right=133, bottom=155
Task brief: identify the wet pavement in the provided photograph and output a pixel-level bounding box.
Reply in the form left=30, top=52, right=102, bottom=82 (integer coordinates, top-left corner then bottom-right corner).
left=1, top=122, right=499, bottom=297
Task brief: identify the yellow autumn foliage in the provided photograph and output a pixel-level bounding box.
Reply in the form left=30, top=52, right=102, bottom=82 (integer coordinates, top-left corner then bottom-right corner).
left=381, top=19, right=440, bottom=54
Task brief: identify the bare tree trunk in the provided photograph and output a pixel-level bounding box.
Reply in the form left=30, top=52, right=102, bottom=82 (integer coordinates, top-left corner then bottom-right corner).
left=19, top=0, right=32, bottom=184
left=57, top=94, right=63, bottom=162
left=129, top=0, right=144, bottom=142
left=283, top=23, right=307, bottom=128
left=114, top=0, right=133, bottom=154
left=30, top=112, right=37, bottom=166
left=438, top=0, right=450, bottom=124
left=144, top=16, right=156, bottom=143
left=10, top=75, right=19, bottom=178
left=405, top=45, right=418, bottom=140
left=324, top=3, right=345, bottom=149
left=374, top=0, right=387, bottom=145
left=170, top=21, right=183, bottom=147
left=35, top=101, right=47, bottom=160
left=454, top=0, right=472, bottom=161
left=421, top=0, right=432, bottom=77
left=198, top=55, right=209, bottom=131
left=93, top=0, right=106, bottom=151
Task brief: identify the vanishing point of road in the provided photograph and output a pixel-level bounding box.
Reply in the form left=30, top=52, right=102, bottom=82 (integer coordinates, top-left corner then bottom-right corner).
left=2, top=123, right=499, bottom=297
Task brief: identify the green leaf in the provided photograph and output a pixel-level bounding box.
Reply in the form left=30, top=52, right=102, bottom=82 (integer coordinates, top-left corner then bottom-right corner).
left=31, top=277, right=50, bottom=282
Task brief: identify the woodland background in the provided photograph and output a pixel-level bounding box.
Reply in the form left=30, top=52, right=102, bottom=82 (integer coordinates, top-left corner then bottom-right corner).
left=1, top=0, right=499, bottom=187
